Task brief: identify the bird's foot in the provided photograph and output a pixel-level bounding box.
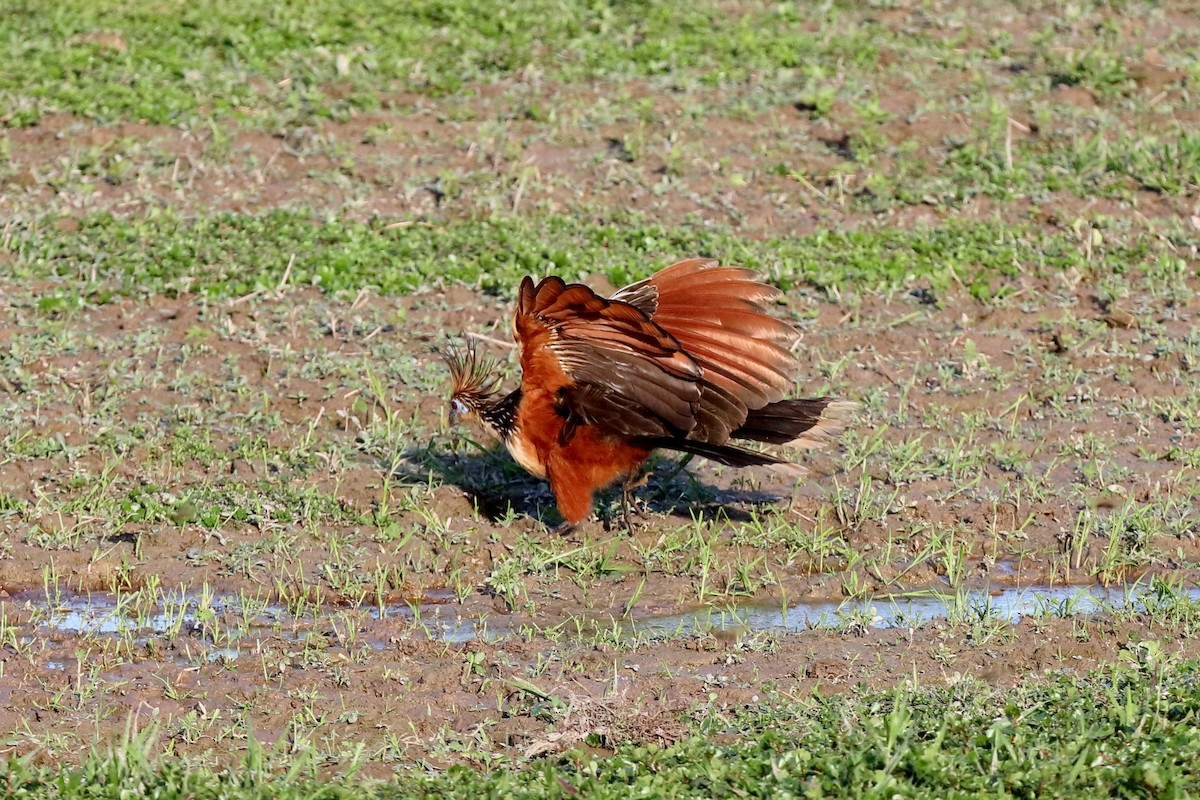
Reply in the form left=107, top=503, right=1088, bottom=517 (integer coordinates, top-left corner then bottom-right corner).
left=619, top=491, right=648, bottom=534
left=603, top=509, right=637, bottom=533
left=550, top=520, right=577, bottom=537
left=618, top=473, right=650, bottom=533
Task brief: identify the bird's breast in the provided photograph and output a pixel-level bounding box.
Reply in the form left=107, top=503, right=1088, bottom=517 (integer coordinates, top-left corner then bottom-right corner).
left=505, top=430, right=548, bottom=479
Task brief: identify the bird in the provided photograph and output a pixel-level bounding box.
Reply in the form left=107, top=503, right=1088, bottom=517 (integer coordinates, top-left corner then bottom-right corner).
left=442, top=258, right=853, bottom=531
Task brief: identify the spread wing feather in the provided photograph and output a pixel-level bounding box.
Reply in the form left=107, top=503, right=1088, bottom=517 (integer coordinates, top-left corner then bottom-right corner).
left=634, top=259, right=802, bottom=444
left=515, top=276, right=702, bottom=439
left=513, top=260, right=847, bottom=457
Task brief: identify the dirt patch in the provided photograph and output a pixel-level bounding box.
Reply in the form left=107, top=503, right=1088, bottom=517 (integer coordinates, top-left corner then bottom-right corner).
left=5, top=70, right=1191, bottom=236
left=3, top=0, right=1199, bottom=773
left=2, top=257, right=1199, bottom=769
left=1, top=592, right=1196, bottom=778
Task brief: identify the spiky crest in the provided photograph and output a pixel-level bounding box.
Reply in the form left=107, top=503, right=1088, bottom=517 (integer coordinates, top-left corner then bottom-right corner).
left=438, top=340, right=502, bottom=409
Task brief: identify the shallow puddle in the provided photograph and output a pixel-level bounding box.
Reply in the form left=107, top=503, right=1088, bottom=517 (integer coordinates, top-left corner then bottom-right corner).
left=6, top=581, right=1197, bottom=648
left=631, top=582, right=1200, bottom=637
left=4, top=589, right=485, bottom=649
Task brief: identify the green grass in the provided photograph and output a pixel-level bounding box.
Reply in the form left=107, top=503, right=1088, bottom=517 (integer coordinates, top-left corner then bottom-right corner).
left=0, top=0, right=916, bottom=127
left=5, top=209, right=1176, bottom=303
left=4, top=660, right=1200, bottom=798
left=4, top=0, right=1196, bottom=227
left=3, top=0, right=1200, bottom=793
left=3, top=0, right=1196, bottom=132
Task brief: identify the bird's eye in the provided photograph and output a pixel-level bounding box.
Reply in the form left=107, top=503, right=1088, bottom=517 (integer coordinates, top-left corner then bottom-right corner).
left=450, top=398, right=468, bottom=416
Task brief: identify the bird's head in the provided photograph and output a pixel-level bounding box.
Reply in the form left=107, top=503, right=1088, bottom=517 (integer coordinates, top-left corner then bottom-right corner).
left=439, top=340, right=503, bottom=430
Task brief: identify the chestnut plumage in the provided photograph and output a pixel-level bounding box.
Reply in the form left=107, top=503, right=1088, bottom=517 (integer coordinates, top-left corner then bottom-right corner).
left=443, top=258, right=853, bottom=529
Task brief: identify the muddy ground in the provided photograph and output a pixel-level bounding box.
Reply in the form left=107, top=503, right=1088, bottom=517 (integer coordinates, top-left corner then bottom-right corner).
left=2, top=2, right=1200, bottom=776
left=2, top=262, right=1197, bottom=775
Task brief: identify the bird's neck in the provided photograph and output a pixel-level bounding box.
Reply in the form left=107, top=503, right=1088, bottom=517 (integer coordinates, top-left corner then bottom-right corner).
left=479, top=388, right=521, bottom=441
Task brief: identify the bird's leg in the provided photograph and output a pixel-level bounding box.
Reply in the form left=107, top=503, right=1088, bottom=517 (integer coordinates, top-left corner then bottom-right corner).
left=620, top=481, right=635, bottom=533
left=619, top=470, right=651, bottom=532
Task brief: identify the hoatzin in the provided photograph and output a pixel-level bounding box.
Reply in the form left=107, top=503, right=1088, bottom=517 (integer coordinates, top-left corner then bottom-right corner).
left=442, top=258, right=853, bottom=531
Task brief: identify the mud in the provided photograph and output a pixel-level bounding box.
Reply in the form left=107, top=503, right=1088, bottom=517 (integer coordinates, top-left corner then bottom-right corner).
left=2, top=2, right=1199, bottom=767
left=2, top=267, right=1199, bottom=770
left=4, top=582, right=1200, bottom=777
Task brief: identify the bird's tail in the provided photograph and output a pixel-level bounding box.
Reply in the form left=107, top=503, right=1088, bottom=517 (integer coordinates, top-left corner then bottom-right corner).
left=635, top=436, right=791, bottom=469
left=731, top=398, right=858, bottom=449
left=639, top=398, right=856, bottom=476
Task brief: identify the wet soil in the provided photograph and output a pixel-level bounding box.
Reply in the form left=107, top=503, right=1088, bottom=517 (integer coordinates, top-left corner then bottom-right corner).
left=2, top=4, right=1199, bottom=768
left=2, top=262, right=1198, bottom=771
left=4, top=586, right=1200, bottom=779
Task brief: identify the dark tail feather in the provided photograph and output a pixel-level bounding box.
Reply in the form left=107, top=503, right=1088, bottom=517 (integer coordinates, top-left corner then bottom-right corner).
left=639, top=398, right=857, bottom=473
left=636, top=437, right=789, bottom=469
left=731, top=398, right=831, bottom=444
left=731, top=398, right=857, bottom=449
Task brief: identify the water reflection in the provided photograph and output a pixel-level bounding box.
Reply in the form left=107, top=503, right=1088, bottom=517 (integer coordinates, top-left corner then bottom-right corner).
left=8, top=581, right=1198, bottom=646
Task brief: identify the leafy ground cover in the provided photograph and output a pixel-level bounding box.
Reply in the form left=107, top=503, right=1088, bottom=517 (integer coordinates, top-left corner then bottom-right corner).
left=0, top=0, right=1198, bottom=796
left=6, top=658, right=1200, bottom=798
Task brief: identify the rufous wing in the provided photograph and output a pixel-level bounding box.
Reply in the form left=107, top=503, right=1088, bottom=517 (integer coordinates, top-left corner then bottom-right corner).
left=626, top=259, right=802, bottom=444
left=514, top=276, right=703, bottom=439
